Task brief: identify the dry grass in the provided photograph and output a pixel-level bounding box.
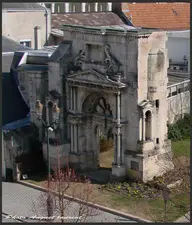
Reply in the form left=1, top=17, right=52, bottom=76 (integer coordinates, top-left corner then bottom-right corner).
left=100, top=137, right=114, bottom=153
left=25, top=178, right=151, bottom=220
left=25, top=140, right=190, bottom=222
left=25, top=158, right=189, bottom=222
left=99, top=148, right=114, bottom=168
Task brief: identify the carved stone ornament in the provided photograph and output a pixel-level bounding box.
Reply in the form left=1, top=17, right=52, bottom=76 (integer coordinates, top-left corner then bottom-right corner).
left=104, top=44, right=121, bottom=74
left=74, top=49, right=85, bottom=69
left=68, top=116, right=82, bottom=125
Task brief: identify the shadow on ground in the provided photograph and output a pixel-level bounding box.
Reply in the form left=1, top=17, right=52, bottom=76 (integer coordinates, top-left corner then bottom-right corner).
left=80, top=167, right=112, bottom=185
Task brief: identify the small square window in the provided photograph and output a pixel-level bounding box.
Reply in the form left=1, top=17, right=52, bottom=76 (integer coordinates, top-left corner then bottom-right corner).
left=131, top=161, right=139, bottom=171
left=20, top=40, right=31, bottom=48
left=155, top=99, right=159, bottom=108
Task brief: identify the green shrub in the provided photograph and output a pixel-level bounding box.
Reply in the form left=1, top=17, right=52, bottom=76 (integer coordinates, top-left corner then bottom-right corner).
left=168, top=114, right=190, bottom=141
left=127, top=169, right=140, bottom=182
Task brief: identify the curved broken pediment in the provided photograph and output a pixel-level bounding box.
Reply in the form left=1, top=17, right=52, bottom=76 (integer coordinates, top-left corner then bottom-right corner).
left=104, top=44, right=122, bottom=75
left=74, top=49, right=86, bottom=70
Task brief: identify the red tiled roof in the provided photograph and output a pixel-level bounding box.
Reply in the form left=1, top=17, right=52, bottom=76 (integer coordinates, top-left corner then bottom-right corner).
left=122, top=3, right=190, bottom=30
left=52, top=12, right=124, bottom=29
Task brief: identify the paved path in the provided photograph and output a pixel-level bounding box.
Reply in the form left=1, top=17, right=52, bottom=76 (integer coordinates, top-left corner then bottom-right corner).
left=175, top=212, right=190, bottom=223
left=2, top=182, right=137, bottom=223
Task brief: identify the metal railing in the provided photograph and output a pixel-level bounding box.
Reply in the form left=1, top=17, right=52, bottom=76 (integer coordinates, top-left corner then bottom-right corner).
left=167, top=79, right=190, bottom=98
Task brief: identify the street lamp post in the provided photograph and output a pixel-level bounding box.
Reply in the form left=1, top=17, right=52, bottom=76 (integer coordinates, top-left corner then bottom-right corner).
left=35, top=97, right=60, bottom=217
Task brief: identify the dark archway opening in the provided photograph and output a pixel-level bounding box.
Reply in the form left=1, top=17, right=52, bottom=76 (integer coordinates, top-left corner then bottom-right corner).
left=145, top=110, right=152, bottom=141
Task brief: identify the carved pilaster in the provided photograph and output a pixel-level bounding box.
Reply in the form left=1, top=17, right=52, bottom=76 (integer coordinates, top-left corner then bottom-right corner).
left=113, top=90, right=123, bottom=166
left=68, top=115, right=83, bottom=153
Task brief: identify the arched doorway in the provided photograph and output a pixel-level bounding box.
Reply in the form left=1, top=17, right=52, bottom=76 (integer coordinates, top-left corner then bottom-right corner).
left=81, top=93, right=114, bottom=169
left=145, top=110, right=152, bottom=141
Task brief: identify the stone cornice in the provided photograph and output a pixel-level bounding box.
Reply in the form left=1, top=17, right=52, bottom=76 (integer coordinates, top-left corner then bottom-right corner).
left=67, top=79, right=125, bottom=91
left=61, top=26, right=151, bottom=38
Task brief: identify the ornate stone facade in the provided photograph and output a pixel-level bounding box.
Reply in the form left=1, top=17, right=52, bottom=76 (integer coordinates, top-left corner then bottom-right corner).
left=44, top=25, right=174, bottom=182
left=14, top=25, right=174, bottom=182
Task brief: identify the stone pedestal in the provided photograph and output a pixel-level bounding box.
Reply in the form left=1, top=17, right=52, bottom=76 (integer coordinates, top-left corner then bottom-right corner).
left=111, top=164, right=126, bottom=181
left=68, top=152, right=81, bottom=169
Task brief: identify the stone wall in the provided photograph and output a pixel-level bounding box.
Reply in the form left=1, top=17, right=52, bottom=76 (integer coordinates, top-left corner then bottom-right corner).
left=42, top=143, right=70, bottom=170
left=168, top=91, right=190, bottom=124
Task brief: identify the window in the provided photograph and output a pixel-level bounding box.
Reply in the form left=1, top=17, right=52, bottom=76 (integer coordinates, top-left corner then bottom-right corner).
left=156, top=138, right=159, bottom=144
left=131, top=161, right=139, bottom=171
left=20, top=39, right=31, bottom=47
left=145, top=110, right=152, bottom=141
left=155, top=100, right=159, bottom=109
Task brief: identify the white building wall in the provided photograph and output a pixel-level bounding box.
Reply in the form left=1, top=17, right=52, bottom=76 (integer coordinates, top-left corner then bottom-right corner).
left=166, top=30, right=190, bottom=71
left=2, top=10, right=51, bottom=49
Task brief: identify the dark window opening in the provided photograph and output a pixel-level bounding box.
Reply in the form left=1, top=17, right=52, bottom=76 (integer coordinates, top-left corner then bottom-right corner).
left=20, top=41, right=31, bottom=47
left=48, top=101, right=53, bottom=124
left=145, top=110, right=152, bottom=141
left=131, top=161, right=139, bottom=171
left=155, top=99, right=159, bottom=108
left=156, top=138, right=159, bottom=144
left=171, top=91, right=177, bottom=96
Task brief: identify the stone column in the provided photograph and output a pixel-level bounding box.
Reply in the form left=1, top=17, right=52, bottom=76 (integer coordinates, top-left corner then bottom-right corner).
left=71, top=86, right=74, bottom=110
left=74, top=87, right=77, bottom=110
left=82, top=3, right=86, bottom=12
left=139, top=118, right=142, bottom=141
left=70, top=124, right=74, bottom=152
left=73, top=124, right=78, bottom=153
left=112, top=90, right=126, bottom=179
left=94, top=3, right=98, bottom=11
left=70, top=86, right=73, bottom=110
left=51, top=3, right=55, bottom=13
left=72, top=87, right=77, bottom=111
left=107, top=2, right=112, bottom=11
left=70, top=119, right=79, bottom=153
left=65, top=3, right=69, bottom=13
left=116, top=90, right=122, bottom=165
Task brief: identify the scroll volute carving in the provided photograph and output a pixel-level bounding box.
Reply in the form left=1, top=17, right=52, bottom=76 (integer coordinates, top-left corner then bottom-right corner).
left=104, top=44, right=121, bottom=74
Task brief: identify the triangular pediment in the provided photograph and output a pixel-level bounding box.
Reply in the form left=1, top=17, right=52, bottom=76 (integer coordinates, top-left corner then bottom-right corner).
left=67, top=69, right=112, bottom=85
left=138, top=100, right=154, bottom=109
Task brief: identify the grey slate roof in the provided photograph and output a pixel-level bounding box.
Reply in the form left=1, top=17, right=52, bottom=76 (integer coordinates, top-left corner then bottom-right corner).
left=2, top=54, right=14, bottom=73
left=52, top=12, right=125, bottom=29
left=2, top=36, right=32, bottom=73
left=49, top=40, right=72, bottom=62
left=2, top=36, right=32, bottom=53
left=2, top=3, right=45, bottom=11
